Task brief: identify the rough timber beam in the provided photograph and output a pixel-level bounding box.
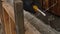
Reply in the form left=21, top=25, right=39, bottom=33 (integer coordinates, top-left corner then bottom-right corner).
left=14, top=0, right=24, bottom=34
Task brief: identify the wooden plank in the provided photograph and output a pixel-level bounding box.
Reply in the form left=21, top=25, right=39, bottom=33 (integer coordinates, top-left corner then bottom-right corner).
left=2, top=2, right=40, bottom=34
left=24, top=11, right=59, bottom=34
left=24, top=18, right=41, bottom=34
left=3, top=9, right=11, bottom=34
left=42, top=0, right=49, bottom=10
left=0, top=0, right=5, bottom=34
left=0, top=0, right=2, bottom=17
left=3, top=8, right=16, bottom=34
left=49, top=0, right=60, bottom=16
left=9, top=17, right=16, bottom=34
left=2, top=1, right=16, bottom=34
left=14, top=1, right=24, bottom=34
left=44, top=0, right=49, bottom=9
left=2, top=2, right=15, bottom=22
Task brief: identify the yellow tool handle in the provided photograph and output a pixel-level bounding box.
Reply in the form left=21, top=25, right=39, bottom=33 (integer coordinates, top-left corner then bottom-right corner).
left=33, top=5, right=38, bottom=12
left=33, top=5, right=46, bottom=16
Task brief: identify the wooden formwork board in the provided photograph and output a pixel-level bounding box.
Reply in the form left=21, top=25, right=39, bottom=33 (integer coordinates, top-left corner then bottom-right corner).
left=24, top=18, right=41, bottom=34
left=2, top=2, right=16, bottom=34
left=2, top=0, right=24, bottom=34
left=2, top=2, right=14, bottom=22
left=2, top=1, right=41, bottom=34
left=3, top=9, right=16, bottom=34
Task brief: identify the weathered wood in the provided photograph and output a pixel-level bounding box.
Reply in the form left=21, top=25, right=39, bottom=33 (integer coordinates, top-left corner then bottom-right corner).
left=9, top=17, right=16, bottom=34
left=14, top=1, right=24, bottom=34
left=24, top=11, right=59, bottom=34
left=2, top=9, right=16, bottom=34
left=39, top=0, right=49, bottom=10
left=0, top=0, right=5, bottom=34
left=43, top=0, right=49, bottom=9
left=0, top=0, right=2, bottom=17
left=2, top=2, right=41, bottom=34
left=3, top=9, right=10, bottom=34
left=49, top=0, right=59, bottom=16
left=24, top=18, right=41, bottom=34
left=2, top=2, right=15, bottom=22
left=2, top=1, right=16, bottom=34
